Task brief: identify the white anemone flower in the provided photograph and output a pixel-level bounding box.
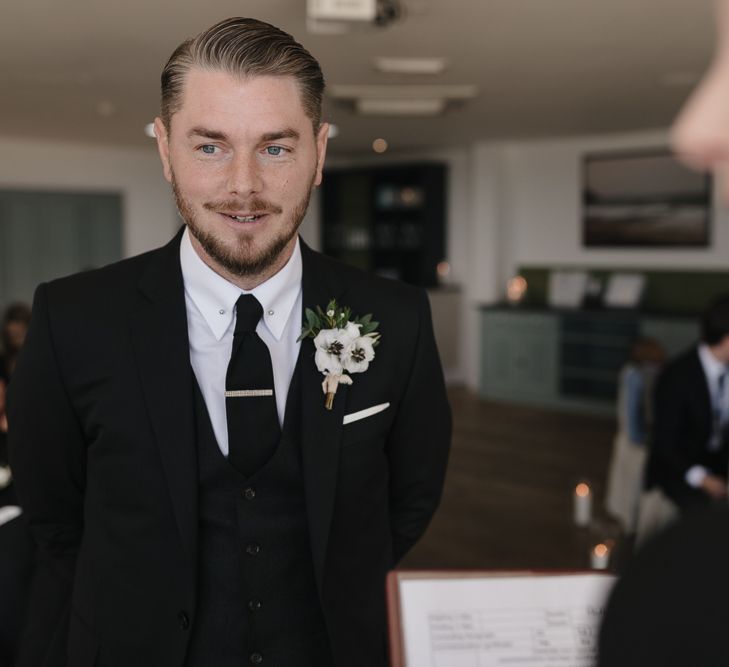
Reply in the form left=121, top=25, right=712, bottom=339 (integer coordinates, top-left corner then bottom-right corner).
left=343, top=321, right=362, bottom=339
left=313, top=328, right=356, bottom=376
left=343, top=335, right=376, bottom=374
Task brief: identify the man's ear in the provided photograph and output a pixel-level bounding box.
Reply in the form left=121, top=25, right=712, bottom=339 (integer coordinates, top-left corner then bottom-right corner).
left=154, top=117, right=172, bottom=183
left=313, top=122, right=330, bottom=187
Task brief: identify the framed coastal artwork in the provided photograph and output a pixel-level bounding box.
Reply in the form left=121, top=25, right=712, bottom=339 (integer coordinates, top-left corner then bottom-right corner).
left=582, top=149, right=711, bottom=247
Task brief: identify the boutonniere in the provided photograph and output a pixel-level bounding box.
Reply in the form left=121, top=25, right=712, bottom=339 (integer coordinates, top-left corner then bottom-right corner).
left=298, top=299, right=381, bottom=410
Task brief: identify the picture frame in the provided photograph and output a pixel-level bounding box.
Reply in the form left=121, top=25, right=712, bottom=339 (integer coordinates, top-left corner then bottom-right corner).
left=582, top=149, right=711, bottom=248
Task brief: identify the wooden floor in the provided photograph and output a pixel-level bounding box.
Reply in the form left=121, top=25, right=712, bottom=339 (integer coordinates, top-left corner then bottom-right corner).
left=401, top=387, right=626, bottom=572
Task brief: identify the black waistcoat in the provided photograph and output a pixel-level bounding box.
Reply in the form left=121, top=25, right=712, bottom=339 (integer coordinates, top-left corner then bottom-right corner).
left=185, top=360, right=332, bottom=667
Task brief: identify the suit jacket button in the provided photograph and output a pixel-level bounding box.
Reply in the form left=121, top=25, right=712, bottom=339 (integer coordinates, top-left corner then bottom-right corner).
left=245, top=543, right=261, bottom=556
left=248, top=598, right=262, bottom=612
left=250, top=651, right=264, bottom=664
left=243, top=486, right=256, bottom=500
left=178, top=611, right=190, bottom=630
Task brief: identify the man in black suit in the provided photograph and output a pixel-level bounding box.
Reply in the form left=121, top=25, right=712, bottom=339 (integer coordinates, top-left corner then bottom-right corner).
left=644, top=295, right=729, bottom=512
left=8, top=18, right=451, bottom=667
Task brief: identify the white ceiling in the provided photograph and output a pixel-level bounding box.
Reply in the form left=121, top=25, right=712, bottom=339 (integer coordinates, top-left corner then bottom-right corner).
left=0, top=0, right=716, bottom=155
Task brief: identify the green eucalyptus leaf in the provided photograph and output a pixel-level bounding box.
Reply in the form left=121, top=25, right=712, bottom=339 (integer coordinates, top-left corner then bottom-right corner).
left=305, top=308, right=319, bottom=328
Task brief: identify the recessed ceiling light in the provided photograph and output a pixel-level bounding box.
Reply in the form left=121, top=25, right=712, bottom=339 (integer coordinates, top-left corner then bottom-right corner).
left=661, top=71, right=700, bottom=87
left=330, top=84, right=477, bottom=100
left=330, top=84, right=477, bottom=117
left=358, top=98, right=445, bottom=116
left=374, top=57, right=447, bottom=75
left=372, top=138, right=388, bottom=153
left=96, top=100, right=116, bottom=117
left=144, top=122, right=156, bottom=138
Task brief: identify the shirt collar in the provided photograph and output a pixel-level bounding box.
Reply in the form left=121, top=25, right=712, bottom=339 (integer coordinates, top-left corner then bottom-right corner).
left=179, top=227, right=302, bottom=342
left=698, top=343, right=728, bottom=384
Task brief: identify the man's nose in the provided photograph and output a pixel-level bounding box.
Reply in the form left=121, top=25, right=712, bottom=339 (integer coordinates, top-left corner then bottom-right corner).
left=225, top=153, right=264, bottom=196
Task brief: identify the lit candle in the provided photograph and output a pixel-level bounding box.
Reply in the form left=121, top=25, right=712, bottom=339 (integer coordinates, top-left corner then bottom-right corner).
left=574, top=482, right=592, bottom=526
left=591, top=543, right=610, bottom=569
left=506, top=275, right=528, bottom=305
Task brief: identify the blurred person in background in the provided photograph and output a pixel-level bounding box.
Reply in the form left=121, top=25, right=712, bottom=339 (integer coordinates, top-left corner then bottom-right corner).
left=605, top=336, right=665, bottom=535
left=0, top=302, right=32, bottom=667
left=0, top=303, right=31, bottom=431
left=642, top=297, right=729, bottom=521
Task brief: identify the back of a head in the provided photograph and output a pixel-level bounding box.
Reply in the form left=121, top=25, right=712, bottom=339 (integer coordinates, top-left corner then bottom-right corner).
left=1, top=302, right=31, bottom=354
left=701, top=294, right=729, bottom=345
left=160, top=17, right=325, bottom=132
left=598, top=506, right=729, bottom=666
left=628, top=336, right=666, bottom=365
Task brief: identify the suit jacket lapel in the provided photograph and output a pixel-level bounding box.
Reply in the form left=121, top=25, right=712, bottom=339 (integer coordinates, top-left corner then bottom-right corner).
left=299, top=241, right=356, bottom=589
left=128, top=229, right=198, bottom=567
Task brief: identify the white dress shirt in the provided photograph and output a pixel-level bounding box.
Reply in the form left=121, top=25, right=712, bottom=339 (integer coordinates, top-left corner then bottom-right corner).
left=685, top=343, right=729, bottom=487
left=179, top=227, right=302, bottom=456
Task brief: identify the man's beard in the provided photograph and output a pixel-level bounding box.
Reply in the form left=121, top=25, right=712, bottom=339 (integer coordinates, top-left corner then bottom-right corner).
left=171, top=171, right=314, bottom=278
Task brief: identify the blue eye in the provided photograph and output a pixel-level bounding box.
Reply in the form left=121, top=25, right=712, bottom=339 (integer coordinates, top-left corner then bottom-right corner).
left=201, top=144, right=217, bottom=154
left=265, top=146, right=284, bottom=156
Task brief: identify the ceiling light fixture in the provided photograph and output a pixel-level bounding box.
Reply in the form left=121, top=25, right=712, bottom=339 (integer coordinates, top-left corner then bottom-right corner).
left=357, top=98, right=445, bottom=116
left=374, top=57, right=447, bottom=75
left=330, top=84, right=477, bottom=117
left=306, top=0, right=402, bottom=33
left=661, top=71, right=700, bottom=87
left=96, top=100, right=116, bottom=117
left=307, top=0, right=377, bottom=23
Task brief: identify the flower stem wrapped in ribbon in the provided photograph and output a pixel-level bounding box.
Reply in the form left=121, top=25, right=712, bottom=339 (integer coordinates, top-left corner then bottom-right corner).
left=298, top=299, right=381, bottom=410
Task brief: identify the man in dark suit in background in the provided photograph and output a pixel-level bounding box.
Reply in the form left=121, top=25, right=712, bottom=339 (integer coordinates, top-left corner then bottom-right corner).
left=8, top=18, right=451, bottom=667
left=644, top=295, right=729, bottom=513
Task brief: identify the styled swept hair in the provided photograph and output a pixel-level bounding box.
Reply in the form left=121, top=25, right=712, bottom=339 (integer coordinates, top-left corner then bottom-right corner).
left=160, top=17, right=325, bottom=131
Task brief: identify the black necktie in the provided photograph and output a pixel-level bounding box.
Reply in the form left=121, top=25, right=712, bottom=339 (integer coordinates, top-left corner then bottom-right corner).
left=225, top=294, right=281, bottom=476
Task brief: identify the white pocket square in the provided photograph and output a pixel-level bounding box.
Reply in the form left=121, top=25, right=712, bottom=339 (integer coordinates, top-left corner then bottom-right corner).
left=342, top=402, right=390, bottom=425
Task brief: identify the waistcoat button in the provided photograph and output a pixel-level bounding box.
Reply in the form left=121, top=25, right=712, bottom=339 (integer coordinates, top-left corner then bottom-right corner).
left=250, top=651, right=264, bottom=664
left=178, top=611, right=190, bottom=630
left=248, top=598, right=263, bottom=612
left=245, top=543, right=261, bottom=556
left=243, top=486, right=256, bottom=500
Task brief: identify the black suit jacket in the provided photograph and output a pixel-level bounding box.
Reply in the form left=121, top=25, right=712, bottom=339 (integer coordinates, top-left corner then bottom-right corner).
left=8, top=231, right=451, bottom=667
left=645, top=347, right=726, bottom=509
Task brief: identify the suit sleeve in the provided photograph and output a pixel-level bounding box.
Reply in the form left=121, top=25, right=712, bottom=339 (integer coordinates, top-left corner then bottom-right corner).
left=386, top=290, right=451, bottom=564
left=648, top=366, right=705, bottom=507
left=8, top=283, right=87, bottom=666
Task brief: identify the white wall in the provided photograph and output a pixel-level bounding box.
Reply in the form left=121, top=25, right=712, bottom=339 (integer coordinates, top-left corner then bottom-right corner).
left=0, top=136, right=177, bottom=257
left=503, top=129, right=729, bottom=280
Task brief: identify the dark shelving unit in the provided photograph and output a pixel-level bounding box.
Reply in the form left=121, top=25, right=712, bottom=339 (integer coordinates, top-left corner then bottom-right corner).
left=321, top=163, right=446, bottom=287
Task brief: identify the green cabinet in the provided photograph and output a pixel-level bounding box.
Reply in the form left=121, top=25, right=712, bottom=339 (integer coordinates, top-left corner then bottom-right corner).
left=480, top=310, right=559, bottom=403
left=480, top=307, right=698, bottom=413
left=0, top=189, right=122, bottom=311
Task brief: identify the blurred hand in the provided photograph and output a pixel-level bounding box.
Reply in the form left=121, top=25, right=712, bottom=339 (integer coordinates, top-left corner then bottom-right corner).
left=700, top=473, right=728, bottom=500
